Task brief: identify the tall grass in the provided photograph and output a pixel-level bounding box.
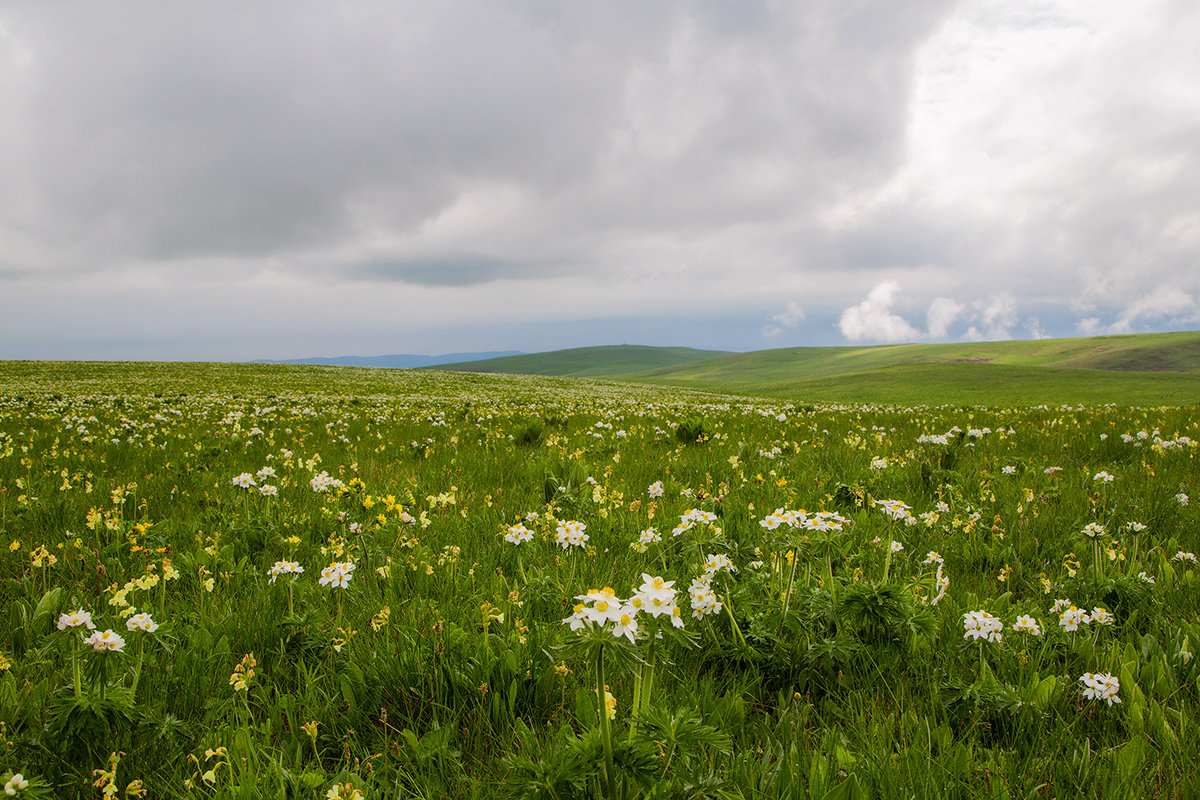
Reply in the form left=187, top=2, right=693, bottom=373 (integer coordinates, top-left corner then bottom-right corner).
left=0, top=363, right=1196, bottom=798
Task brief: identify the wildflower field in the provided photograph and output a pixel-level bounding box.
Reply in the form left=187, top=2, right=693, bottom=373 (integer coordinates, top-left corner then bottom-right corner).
left=0, top=362, right=1197, bottom=799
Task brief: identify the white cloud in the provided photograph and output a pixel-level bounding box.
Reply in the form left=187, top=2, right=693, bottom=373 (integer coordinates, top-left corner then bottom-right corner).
left=925, top=297, right=963, bottom=339
left=1109, top=286, right=1196, bottom=333
left=838, top=281, right=921, bottom=343
left=761, top=301, right=805, bottom=338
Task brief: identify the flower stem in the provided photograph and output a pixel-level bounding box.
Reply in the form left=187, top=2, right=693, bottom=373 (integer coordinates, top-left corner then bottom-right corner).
left=596, top=647, right=617, bottom=799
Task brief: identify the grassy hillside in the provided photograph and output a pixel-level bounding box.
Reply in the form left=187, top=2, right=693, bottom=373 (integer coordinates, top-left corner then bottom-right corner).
left=647, top=362, right=1200, bottom=407
left=638, top=332, right=1200, bottom=383
left=437, top=344, right=729, bottom=377
left=634, top=332, right=1200, bottom=406
left=433, top=332, right=1200, bottom=406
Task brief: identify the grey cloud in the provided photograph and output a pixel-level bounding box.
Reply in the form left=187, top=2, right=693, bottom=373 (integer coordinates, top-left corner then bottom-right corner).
left=0, top=0, right=957, bottom=280
left=348, top=255, right=525, bottom=287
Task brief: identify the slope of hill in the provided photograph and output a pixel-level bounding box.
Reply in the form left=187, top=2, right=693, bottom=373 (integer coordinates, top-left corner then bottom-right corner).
left=437, top=345, right=730, bottom=377
left=637, top=332, right=1200, bottom=383
left=432, top=332, right=1200, bottom=406
left=629, top=332, right=1200, bottom=406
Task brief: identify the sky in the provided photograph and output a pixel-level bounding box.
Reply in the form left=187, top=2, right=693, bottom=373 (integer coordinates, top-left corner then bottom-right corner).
left=1, top=0, right=1198, bottom=360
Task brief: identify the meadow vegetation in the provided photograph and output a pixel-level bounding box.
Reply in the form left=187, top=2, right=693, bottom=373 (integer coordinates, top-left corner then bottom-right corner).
left=441, top=331, right=1200, bottom=407
left=0, top=361, right=1197, bottom=798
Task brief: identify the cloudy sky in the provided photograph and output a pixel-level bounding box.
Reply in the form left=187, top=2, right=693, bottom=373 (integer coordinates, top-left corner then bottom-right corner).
left=1, top=0, right=1198, bottom=360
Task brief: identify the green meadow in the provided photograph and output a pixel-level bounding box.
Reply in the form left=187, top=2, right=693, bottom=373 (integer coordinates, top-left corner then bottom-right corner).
left=0, top=359, right=1197, bottom=798
left=442, top=331, right=1200, bottom=407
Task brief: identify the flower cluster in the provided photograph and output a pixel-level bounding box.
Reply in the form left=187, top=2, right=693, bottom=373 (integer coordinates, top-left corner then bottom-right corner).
left=4, top=773, right=29, bottom=796
left=310, top=471, right=345, bottom=493
left=962, top=610, right=1003, bottom=643
left=84, top=629, right=126, bottom=652
left=57, top=609, right=96, bottom=631
left=318, top=561, right=356, bottom=589
left=563, top=575, right=685, bottom=643
left=125, top=613, right=159, bottom=633
left=503, top=523, right=533, bottom=545
left=231, top=472, right=257, bottom=489
left=874, top=499, right=916, bottom=525
left=671, top=508, right=718, bottom=537
left=554, top=520, right=588, bottom=549
left=268, top=560, right=305, bottom=583
left=759, top=508, right=849, bottom=532
left=1079, top=672, right=1121, bottom=705
left=230, top=652, right=256, bottom=692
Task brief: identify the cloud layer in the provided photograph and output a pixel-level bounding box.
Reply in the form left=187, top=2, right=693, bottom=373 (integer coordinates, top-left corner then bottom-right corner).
left=1, top=0, right=1197, bottom=358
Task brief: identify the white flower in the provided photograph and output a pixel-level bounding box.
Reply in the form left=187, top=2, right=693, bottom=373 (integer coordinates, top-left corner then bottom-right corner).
left=318, top=561, right=355, bottom=589
left=562, top=605, right=587, bottom=631
left=310, top=472, right=345, bottom=493
left=57, top=609, right=96, bottom=631
left=688, top=576, right=723, bottom=619
left=634, top=574, right=677, bottom=618
left=1176, top=493, right=1189, bottom=506
left=637, top=528, right=661, bottom=544
left=269, top=560, right=304, bottom=583
left=1079, top=672, right=1121, bottom=705
left=1013, top=615, right=1042, bottom=636
left=611, top=607, right=639, bottom=644
left=1081, top=522, right=1106, bottom=538
left=874, top=499, right=913, bottom=521
left=647, top=481, right=664, bottom=498
left=889, top=541, right=904, bottom=554
left=1093, top=471, right=1114, bottom=483
left=4, top=774, right=29, bottom=795
left=1174, top=551, right=1197, bottom=564
left=1059, top=607, right=1089, bottom=632
left=1090, top=607, right=1114, bottom=626
left=256, top=466, right=277, bottom=479
left=503, top=523, right=533, bottom=545
left=1001, top=465, right=1016, bottom=474
left=258, top=484, right=278, bottom=497
left=670, top=606, right=686, bottom=628
left=962, top=610, right=1003, bottom=643
left=702, top=553, right=735, bottom=575
left=232, top=473, right=257, bottom=489
left=554, top=520, right=588, bottom=549
left=84, top=629, right=126, bottom=652
left=125, top=613, right=159, bottom=633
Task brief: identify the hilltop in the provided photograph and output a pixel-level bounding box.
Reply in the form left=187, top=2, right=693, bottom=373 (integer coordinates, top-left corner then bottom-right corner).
left=435, top=331, right=1200, bottom=406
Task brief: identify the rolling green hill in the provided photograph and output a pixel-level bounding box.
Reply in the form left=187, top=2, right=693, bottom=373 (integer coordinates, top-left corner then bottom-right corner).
left=436, top=344, right=729, bottom=377
left=437, top=332, right=1200, bottom=406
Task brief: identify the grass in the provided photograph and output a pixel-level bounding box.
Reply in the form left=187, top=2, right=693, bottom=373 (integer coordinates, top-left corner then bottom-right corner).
left=0, top=361, right=1197, bottom=798
left=646, top=363, right=1200, bottom=407
left=438, top=345, right=731, bottom=377
left=437, top=331, right=1200, bottom=407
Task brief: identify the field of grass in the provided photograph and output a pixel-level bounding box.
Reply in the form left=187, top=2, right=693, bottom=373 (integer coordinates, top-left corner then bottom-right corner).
left=648, top=363, right=1200, bottom=408
left=0, top=361, right=1198, bottom=798
left=441, top=332, right=1200, bottom=407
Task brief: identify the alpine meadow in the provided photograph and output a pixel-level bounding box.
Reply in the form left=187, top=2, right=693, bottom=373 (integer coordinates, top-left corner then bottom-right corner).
left=0, top=352, right=1196, bottom=799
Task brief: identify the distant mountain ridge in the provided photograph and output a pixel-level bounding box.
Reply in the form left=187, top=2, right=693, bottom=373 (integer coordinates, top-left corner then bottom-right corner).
left=258, top=351, right=524, bottom=369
